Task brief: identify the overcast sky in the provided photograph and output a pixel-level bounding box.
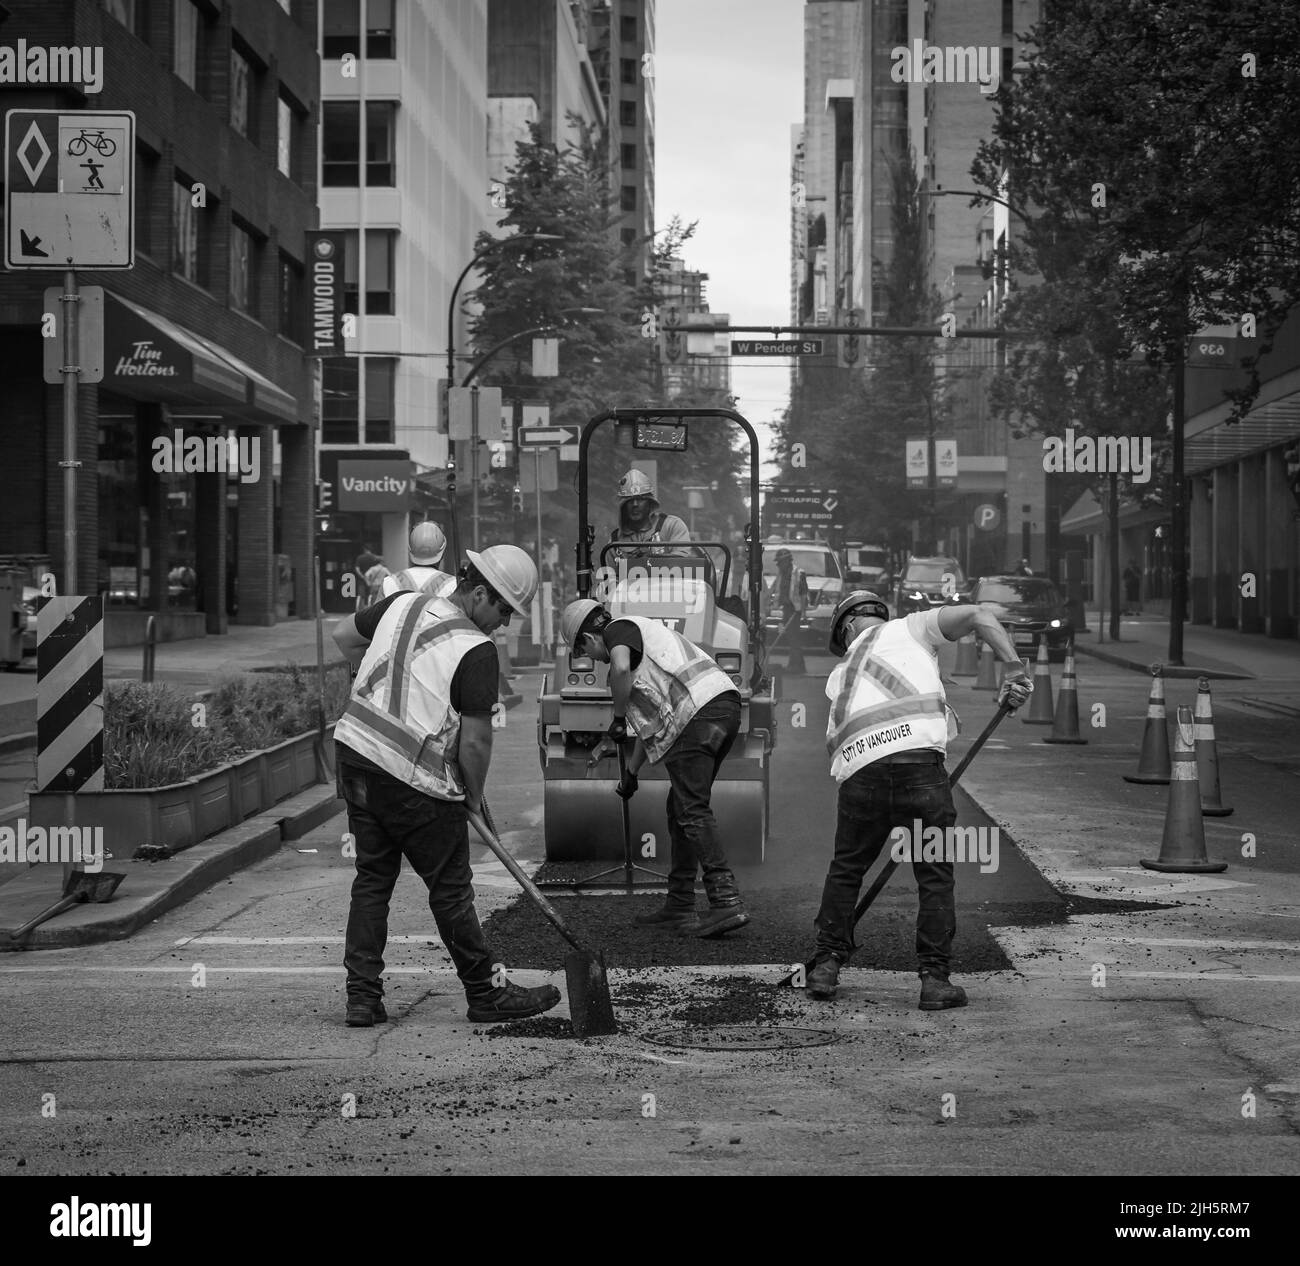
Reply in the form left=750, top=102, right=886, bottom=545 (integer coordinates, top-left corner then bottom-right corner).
left=656, top=0, right=805, bottom=462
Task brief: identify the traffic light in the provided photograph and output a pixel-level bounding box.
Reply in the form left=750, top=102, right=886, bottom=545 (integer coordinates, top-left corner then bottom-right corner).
left=446, top=453, right=456, bottom=492
left=317, top=479, right=334, bottom=511
left=512, top=485, right=524, bottom=514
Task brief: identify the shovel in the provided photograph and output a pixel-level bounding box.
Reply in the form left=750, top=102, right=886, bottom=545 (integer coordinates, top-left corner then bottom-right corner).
left=779, top=701, right=1012, bottom=987
left=468, top=802, right=618, bottom=1037
left=6, top=870, right=127, bottom=944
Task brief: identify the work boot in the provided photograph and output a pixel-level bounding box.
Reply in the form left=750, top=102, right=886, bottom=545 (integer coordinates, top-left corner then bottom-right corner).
left=345, top=999, right=388, bottom=1027
left=918, top=972, right=967, bottom=1011
left=806, top=956, right=841, bottom=1000
left=693, top=903, right=750, bottom=938
left=633, top=905, right=699, bottom=931
left=466, top=981, right=562, bottom=1023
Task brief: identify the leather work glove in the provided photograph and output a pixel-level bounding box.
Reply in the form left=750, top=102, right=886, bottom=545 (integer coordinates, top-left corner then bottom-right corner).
left=607, top=716, right=629, bottom=743
left=998, top=669, right=1034, bottom=711
left=615, top=771, right=639, bottom=801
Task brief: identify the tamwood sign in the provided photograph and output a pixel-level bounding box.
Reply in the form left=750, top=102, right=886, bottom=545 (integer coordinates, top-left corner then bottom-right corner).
left=305, top=232, right=346, bottom=356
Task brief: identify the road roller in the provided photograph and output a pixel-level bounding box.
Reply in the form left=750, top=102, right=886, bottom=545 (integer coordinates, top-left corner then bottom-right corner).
left=537, top=408, right=778, bottom=866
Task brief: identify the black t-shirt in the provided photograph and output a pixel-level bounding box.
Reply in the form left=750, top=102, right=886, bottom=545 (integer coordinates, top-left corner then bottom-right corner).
left=603, top=618, right=644, bottom=671
left=337, top=591, right=498, bottom=777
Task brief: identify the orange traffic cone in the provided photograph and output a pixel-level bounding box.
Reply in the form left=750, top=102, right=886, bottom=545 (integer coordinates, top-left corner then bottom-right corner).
left=1194, top=678, right=1233, bottom=817
left=1141, top=706, right=1228, bottom=873
left=1122, top=664, right=1171, bottom=784
left=1022, top=642, right=1055, bottom=725
left=1043, top=651, right=1088, bottom=744
left=952, top=634, right=979, bottom=677
left=973, top=643, right=998, bottom=691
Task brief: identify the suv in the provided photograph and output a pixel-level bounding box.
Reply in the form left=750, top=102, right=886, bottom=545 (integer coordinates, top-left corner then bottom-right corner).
left=844, top=543, right=891, bottom=590
left=761, top=540, right=845, bottom=646
left=969, top=575, right=1074, bottom=661
left=894, top=556, right=968, bottom=615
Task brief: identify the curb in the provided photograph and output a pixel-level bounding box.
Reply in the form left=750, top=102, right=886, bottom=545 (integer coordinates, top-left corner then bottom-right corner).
left=0, top=783, right=343, bottom=950
left=1071, top=643, right=1253, bottom=680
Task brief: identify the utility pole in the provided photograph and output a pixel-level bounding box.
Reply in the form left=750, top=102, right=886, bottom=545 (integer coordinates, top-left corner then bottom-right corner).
left=470, top=385, right=481, bottom=551
left=1169, top=339, right=1187, bottom=666
left=60, top=270, right=82, bottom=593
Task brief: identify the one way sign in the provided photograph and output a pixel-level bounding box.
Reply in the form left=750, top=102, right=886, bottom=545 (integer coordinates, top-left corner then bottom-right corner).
left=5, top=109, right=135, bottom=270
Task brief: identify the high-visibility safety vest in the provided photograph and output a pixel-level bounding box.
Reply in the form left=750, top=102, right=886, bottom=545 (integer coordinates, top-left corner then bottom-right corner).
left=381, top=566, right=455, bottom=600
left=619, top=616, right=737, bottom=764
left=825, top=614, right=949, bottom=782
left=332, top=593, right=490, bottom=800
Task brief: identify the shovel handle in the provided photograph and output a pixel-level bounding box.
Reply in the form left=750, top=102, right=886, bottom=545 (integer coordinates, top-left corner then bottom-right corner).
left=467, top=808, right=590, bottom=958
left=9, top=894, right=78, bottom=941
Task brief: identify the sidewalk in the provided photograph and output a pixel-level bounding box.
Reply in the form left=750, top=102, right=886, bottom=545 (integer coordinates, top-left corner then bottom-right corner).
left=1071, top=612, right=1300, bottom=680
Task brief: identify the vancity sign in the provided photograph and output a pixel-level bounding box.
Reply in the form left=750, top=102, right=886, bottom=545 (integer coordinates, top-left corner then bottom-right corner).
left=305, top=231, right=346, bottom=356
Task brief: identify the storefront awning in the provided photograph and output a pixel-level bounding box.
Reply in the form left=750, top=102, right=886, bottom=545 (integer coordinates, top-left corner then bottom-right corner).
left=103, top=294, right=300, bottom=424
left=1060, top=489, right=1166, bottom=535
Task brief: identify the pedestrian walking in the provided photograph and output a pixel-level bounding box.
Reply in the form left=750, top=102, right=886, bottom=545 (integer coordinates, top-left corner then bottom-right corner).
left=331, top=544, right=561, bottom=1026
left=561, top=598, right=749, bottom=937
left=801, top=590, right=1033, bottom=1009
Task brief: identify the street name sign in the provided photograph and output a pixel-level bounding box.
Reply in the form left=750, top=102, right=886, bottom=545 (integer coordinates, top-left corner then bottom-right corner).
left=731, top=339, right=823, bottom=356
left=5, top=109, right=135, bottom=269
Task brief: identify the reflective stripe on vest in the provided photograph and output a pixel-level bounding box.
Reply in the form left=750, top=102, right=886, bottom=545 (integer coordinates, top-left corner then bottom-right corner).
left=621, top=616, right=735, bottom=763
left=332, top=594, right=490, bottom=800
left=826, top=619, right=948, bottom=780
left=382, top=566, right=454, bottom=599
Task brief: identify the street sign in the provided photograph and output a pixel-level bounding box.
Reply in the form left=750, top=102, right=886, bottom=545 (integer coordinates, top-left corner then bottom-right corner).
left=447, top=386, right=502, bottom=440
left=42, top=284, right=104, bottom=383
left=731, top=338, right=823, bottom=356
left=974, top=503, right=1001, bottom=531
left=519, top=424, right=580, bottom=447
left=765, top=486, right=839, bottom=527
left=5, top=110, right=135, bottom=269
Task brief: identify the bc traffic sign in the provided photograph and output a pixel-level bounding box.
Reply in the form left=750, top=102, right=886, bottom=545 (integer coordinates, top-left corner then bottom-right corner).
left=765, top=486, right=839, bottom=526
left=5, top=110, right=135, bottom=269
left=518, top=424, right=580, bottom=448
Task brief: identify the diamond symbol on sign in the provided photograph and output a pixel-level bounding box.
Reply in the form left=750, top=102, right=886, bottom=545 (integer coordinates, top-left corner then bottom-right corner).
left=17, top=121, right=51, bottom=185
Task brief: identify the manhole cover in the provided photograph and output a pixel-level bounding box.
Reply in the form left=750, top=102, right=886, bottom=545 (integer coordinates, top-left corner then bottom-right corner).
left=642, top=1025, right=840, bottom=1051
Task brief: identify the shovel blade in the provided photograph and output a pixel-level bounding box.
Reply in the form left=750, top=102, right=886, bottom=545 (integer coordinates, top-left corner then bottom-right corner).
left=63, top=871, right=126, bottom=902
left=564, top=949, right=618, bottom=1037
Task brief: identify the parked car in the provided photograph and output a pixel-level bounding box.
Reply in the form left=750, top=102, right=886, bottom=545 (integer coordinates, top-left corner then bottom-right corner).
left=761, top=540, right=845, bottom=646
left=894, top=556, right=968, bottom=615
left=969, top=574, right=1074, bottom=661
left=844, top=542, right=892, bottom=590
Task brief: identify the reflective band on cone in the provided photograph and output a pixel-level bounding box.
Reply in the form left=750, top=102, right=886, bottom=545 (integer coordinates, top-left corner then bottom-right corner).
left=1043, top=651, right=1088, bottom=744
left=1122, top=664, right=1171, bottom=784
left=1141, top=706, right=1227, bottom=873
left=952, top=633, right=979, bottom=677
left=973, top=643, right=998, bottom=691
left=1194, top=677, right=1233, bottom=817
left=1022, top=641, right=1055, bottom=725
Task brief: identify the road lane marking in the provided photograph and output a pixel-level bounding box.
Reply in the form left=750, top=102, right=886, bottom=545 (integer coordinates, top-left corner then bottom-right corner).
left=173, top=935, right=442, bottom=946
left=1015, top=970, right=1300, bottom=983
left=1089, top=937, right=1300, bottom=952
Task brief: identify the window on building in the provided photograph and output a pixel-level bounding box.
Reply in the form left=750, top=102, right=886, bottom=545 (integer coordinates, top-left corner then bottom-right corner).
left=620, top=99, right=636, bottom=127
left=367, top=0, right=395, bottom=58
left=620, top=57, right=637, bottom=84
left=322, top=102, right=359, bottom=185
left=322, top=358, right=359, bottom=445
left=364, top=358, right=396, bottom=444
left=277, top=92, right=294, bottom=178
left=229, top=219, right=260, bottom=317
left=342, top=229, right=396, bottom=315
left=1002, top=0, right=1014, bottom=36
left=322, top=0, right=360, bottom=57
left=230, top=43, right=261, bottom=140
left=620, top=185, right=637, bottom=211
left=278, top=0, right=292, bottom=12
left=621, top=14, right=637, bottom=43
left=173, top=174, right=212, bottom=287
left=623, top=268, right=637, bottom=289
left=173, top=0, right=201, bottom=89
left=134, top=143, right=159, bottom=258
left=1002, top=46, right=1014, bottom=83
left=620, top=227, right=637, bottom=247
left=278, top=253, right=303, bottom=343
left=620, top=142, right=636, bottom=169
left=104, top=0, right=146, bottom=36
left=366, top=102, right=396, bottom=184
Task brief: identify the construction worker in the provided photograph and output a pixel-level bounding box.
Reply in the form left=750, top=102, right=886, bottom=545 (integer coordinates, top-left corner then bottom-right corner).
left=801, top=590, right=1033, bottom=1010
left=611, top=469, right=691, bottom=546
left=381, top=521, right=455, bottom=599
left=331, top=544, right=561, bottom=1027
left=771, top=547, right=809, bottom=635
left=562, top=598, right=749, bottom=937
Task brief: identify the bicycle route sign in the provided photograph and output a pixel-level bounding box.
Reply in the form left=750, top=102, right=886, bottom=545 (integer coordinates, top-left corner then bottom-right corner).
left=5, top=110, right=135, bottom=270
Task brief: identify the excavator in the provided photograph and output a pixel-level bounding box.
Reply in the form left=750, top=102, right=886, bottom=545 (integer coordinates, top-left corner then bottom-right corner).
left=536, top=408, right=777, bottom=866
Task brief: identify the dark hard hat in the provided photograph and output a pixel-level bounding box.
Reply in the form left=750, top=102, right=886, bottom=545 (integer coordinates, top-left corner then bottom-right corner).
left=828, top=590, right=890, bottom=655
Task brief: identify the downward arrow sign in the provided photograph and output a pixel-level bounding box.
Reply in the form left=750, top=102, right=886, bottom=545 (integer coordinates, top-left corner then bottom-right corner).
left=19, top=229, right=48, bottom=258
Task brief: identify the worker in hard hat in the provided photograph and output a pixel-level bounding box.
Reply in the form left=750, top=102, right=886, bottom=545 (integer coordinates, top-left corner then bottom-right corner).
left=611, top=469, right=691, bottom=546
left=331, top=544, right=561, bottom=1027
left=381, top=521, right=455, bottom=599
left=561, top=597, right=749, bottom=937
left=800, top=590, right=1033, bottom=1011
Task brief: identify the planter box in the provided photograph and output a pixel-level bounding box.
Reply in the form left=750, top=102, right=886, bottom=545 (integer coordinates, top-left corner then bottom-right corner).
left=28, top=726, right=334, bottom=861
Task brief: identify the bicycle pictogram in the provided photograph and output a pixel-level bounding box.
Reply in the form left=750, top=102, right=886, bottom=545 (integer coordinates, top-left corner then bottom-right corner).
left=67, top=130, right=116, bottom=158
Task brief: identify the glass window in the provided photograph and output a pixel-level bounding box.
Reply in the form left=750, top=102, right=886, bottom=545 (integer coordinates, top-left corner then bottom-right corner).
left=366, top=102, right=396, bottom=184
left=105, top=0, right=134, bottom=27
left=620, top=227, right=636, bottom=246
left=322, top=101, right=359, bottom=185
left=620, top=99, right=636, bottom=127
left=98, top=407, right=141, bottom=608
left=174, top=0, right=199, bottom=88
left=364, top=358, right=396, bottom=444
left=277, top=94, right=293, bottom=177
left=278, top=253, right=303, bottom=342
left=975, top=579, right=1060, bottom=605
left=322, top=0, right=359, bottom=58
left=230, top=46, right=255, bottom=138
left=762, top=548, right=842, bottom=579
left=1002, top=0, right=1014, bottom=35
left=620, top=184, right=636, bottom=211
left=367, top=0, right=395, bottom=58
left=134, top=145, right=158, bottom=257
left=342, top=229, right=395, bottom=315
left=621, top=14, right=636, bottom=43
left=322, top=358, right=359, bottom=445
left=278, top=0, right=291, bottom=12
left=621, top=142, right=636, bottom=169
left=173, top=176, right=200, bottom=283
left=620, top=58, right=637, bottom=84
left=229, top=221, right=258, bottom=316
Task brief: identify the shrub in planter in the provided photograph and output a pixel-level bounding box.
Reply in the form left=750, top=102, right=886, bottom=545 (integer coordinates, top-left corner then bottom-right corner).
left=104, top=682, right=242, bottom=790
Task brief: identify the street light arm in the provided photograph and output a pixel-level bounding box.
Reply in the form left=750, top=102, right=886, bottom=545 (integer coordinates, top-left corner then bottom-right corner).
left=460, top=326, right=555, bottom=388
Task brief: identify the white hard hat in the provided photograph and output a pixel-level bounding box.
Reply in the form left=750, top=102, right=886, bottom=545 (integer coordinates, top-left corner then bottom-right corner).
left=409, top=521, right=447, bottom=566
left=617, top=469, right=656, bottom=500
left=466, top=545, right=538, bottom=616
left=561, top=598, right=603, bottom=648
